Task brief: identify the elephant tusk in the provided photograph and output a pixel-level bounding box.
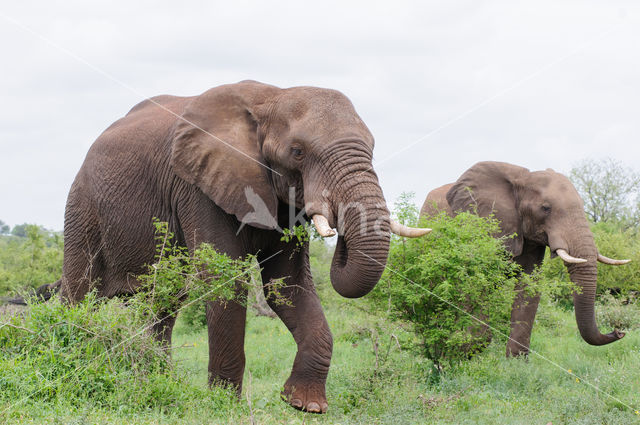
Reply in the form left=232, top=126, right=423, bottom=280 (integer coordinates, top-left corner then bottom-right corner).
left=390, top=219, right=432, bottom=238
left=597, top=253, right=631, bottom=266
left=312, top=214, right=336, bottom=237
left=556, top=249, right=587, bottom=264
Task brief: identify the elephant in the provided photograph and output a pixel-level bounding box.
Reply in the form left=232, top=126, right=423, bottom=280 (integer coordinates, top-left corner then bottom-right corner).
left=421, top=161, right=628, bottom=357
left=41, top=80, right=428, bottom=413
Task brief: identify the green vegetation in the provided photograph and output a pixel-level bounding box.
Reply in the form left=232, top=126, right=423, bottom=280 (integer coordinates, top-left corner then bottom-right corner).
left=0, top=166, right=639, bottom=425
left=130, top=219, right=264, bottom=328
left=0, top=224, right=62, bottom=295
left=0, top=292, right=238, bottom=416
left=2, top=283, right=640, bottom=424
left=374, top=193, right=521, bottom=366
left=596, top=291, right=640, bottom=331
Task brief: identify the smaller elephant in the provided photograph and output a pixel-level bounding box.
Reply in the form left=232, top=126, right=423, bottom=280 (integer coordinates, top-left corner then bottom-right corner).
left=421, top=161, right=629, bottom=357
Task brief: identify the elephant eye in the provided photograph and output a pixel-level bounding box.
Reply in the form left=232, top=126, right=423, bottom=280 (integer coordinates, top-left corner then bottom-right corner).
left=541, top=205, right=551, bottom=213
left=291, top=147, right=304, bottom=159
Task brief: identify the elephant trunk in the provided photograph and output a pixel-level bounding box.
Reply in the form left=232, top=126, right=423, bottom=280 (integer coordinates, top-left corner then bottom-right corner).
left=330, top=188, right=390, bottom=298
left=565, top=236, right=625, bottom=345
left=319, top=152, right=389, bottom=298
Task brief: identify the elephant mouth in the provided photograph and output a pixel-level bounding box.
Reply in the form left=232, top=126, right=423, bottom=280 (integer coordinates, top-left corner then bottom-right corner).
left=551, top=247, right=630, bottom=266
left=303, top=182, right=429, bottom=299
left=554, top=249, right=588, bottom=264
left=310, top=213, right=429, bottom=239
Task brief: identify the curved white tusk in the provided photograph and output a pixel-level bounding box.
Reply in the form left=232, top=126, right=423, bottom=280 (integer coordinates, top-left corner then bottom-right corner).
left=390, top=219, right=432, bottom=238
left=312, top=214, right=336, bottom=237
left=597, top=253, right=631, bottom=266
left=556, top=249, right=588, bottom=264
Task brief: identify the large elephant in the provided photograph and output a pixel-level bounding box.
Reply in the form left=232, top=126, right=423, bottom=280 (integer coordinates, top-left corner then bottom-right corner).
left=46, top=80, right=428, bottom=413
left=422, top=161, right=628, bottom=357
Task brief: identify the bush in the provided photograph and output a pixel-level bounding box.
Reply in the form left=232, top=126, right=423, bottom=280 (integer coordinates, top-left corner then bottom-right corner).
left=0, top=220, right=262, bottom=416
left=132, top=220, right=289, bottom=333
left=596, top=291, right=640, bottom=330
left=131, top=221, right=254, bottom=320
left=0, top=292, right=236, bottom=414
left=374, top=193, right=520, bottom=367
left=178, top=266, right=270, bottom=332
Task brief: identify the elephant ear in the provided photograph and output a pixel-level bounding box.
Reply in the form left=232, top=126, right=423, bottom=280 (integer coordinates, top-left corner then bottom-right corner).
left=171, top=81, right=280, bottom=229
left=446, top=161, right=529, bottom=256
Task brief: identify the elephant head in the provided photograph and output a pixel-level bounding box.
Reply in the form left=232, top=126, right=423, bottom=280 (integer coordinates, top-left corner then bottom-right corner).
left=446, top=161, right=627, bottom=346
left=171, top=80, right=428, bottom=298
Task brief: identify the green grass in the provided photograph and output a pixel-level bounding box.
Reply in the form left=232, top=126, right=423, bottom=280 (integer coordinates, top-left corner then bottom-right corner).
left=2, top=287, right=640, bottom=424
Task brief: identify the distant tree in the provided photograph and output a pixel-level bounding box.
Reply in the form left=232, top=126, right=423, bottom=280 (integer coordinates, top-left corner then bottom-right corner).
left=10, top=224, right=29, bottom=238
left=0, top=220, right=9, bottom=235
left=570, top=158, right=640, bottom=226
left=0, top=224, right=64, bottom=294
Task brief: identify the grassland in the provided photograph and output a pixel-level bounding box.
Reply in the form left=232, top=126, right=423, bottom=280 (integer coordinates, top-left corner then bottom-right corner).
left=2, top=284, right=639, bottom=425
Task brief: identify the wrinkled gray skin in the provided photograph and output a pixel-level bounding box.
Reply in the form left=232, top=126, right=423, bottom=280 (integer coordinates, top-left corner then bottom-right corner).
left=40, top=81, right=392, bottom=413
left=422, top=161, right=625, bottom=357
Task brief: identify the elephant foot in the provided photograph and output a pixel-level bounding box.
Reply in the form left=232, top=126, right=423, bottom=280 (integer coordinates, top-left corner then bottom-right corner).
left=209, top=375, right=243, bottom=398
left=506, top=343, right=530, bottom=358
left=280, top=378, right=328, bottom=414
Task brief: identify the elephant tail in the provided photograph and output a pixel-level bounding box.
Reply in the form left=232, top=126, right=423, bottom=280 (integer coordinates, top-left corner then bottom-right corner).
left=2, top=280, right=61, bottom=305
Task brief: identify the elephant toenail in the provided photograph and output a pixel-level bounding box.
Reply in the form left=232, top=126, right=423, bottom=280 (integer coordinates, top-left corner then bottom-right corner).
left=290, top=398, right=303, bottom=408
left=321, top=402, right=328, bottom=412
left=306, top=402, right=321, bottom=412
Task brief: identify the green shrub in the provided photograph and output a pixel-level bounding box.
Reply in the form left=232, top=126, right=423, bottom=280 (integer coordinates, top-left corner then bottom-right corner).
left=178, top=267, right=271, bottom=332
left=596, top=291, right=640, bottom=330
left=176, top=224, right=327, bottom=331
left=132, top=220, right=289, bottom=333
left=0, top=220, right=263, bottom=417
left=0, top=292, right=236, bottom=415
left=374, top=193, right=520, bottom=367
left=132, top=220, right=257, bottom=322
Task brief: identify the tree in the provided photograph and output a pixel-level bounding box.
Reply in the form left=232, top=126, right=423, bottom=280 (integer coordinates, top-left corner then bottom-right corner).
left=10, top=224, right=29, bottom=238
left=0, top=220, right=9, bottom=235
left=570, top=158, right=640, bottom=225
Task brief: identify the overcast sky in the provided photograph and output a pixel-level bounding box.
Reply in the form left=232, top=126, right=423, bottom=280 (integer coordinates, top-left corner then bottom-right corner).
left=1, top=1, right=638, bottom=230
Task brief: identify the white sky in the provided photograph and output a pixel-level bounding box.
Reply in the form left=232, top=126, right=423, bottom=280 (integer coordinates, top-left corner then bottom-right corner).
left=0, top=1, right=638, bottom=230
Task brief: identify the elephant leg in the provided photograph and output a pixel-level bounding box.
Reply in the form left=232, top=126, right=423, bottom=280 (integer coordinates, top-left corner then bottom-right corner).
left=507, top=245, right=546, bottom=357
left=206, top=290, right=248, bottom=394
left=176, top=192, right=253, bottom=394
left=152, top=310, right=179, bottom=350
left=506, top=286, right=541, bottom=357
left=259, top=243, right=332, bottom=414
left=59, top=190, right=108, bottom=303
left=60, top=239, right=105, bottom=302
